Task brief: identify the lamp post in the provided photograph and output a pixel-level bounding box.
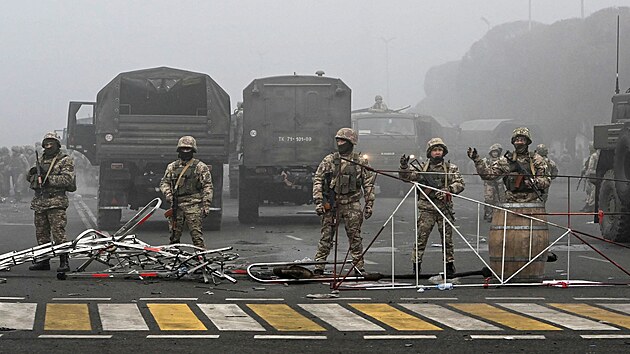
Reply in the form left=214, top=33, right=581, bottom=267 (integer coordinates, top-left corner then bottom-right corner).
left=380, top=37, right=395, bottom=103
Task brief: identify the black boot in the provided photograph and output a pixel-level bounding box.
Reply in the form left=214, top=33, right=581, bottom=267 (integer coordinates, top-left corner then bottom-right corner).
left=445, top=262, right=456, bottom=278
left=57, top=255, right=70, bottom=272
left=412, top=263, right=422, bottom=275
left=29, top=260, right=50, bottom=271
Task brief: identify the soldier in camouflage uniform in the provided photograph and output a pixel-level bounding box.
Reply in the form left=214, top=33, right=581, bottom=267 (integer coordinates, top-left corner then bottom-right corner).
left=160, top=136, right=213, bottom=249
left=9, top=146, right=29, bottom=201
left=26, top=132, right=75, bottom=271
left=481, top=143, right=506, bottom=221
left=369, top=95, right=388, bottom=112
left=534, top=144, right=559, bottom=203
left=312, top=128, right=376, bottom=275
left=468, top=127, right=550, bottom=203
left=581, top=144, right=599, bottom=212
left=399, top=138, right=465, bottom=276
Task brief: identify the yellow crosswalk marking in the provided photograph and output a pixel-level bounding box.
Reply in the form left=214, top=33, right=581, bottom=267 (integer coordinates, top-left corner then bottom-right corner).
left=449, top=303, right=560, bottom=331
left=350, top=304, right=441, bottom=331
left=549, top=303, right=630, bottom=329
left=147, top=304, right=207, bottom=331
left=44, top=304, right=91, bottom=331
left=247, top=304, right=325, bottom=331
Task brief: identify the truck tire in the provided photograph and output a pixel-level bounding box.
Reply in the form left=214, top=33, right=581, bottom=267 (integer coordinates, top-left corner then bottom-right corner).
left=598, top=170, right=630, bottom=242
left=97, top=209, right=121, bottom=231
left=238, top=179, right=259, bottom=224
left=614, top=130, right=630, bottom=201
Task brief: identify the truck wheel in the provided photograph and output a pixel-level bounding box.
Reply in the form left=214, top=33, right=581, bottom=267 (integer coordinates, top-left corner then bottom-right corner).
left=598, top=170, right=630, bottom=242
left=97, top=209, right=121, bottom=230
left=614, top=130, right=630, bottom=200
left=238, top=181, right=259, bottom=224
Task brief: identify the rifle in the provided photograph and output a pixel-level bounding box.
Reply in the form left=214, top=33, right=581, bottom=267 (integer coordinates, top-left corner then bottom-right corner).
left=504, top=151, right=544, bottom=201
left=408, top=158, right=456, bottom=220
left=576, top=170, right=585, bottom=191
left=323, top=172, right=336, bottom=214
left=34, top=149, right=44, bottom=191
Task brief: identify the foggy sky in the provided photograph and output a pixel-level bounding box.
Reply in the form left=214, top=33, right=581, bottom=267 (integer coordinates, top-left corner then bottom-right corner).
left=0, top=0, right=627, bottom=147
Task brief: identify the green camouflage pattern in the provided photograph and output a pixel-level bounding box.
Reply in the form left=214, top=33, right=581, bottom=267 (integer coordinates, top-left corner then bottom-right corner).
left=481, top=155, right=505, bottom=220
left=312, top=152, right=375, bottom=205
left=27, top=152, right=74, bottom=212
left=34, top=209, right=67, bottom=245
left=334, top=128, right=358, bottom=146
left=160, top=158, right=213, bottom=208
left=314, top=202, right=364, bottom=271
left=168, top=203, right=205, bottom=248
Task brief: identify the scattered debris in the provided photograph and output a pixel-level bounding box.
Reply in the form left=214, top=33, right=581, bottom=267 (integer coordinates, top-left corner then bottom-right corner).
left=0, top=278, right=6, bottom=284
left=306, top=293, right=339, bottom=299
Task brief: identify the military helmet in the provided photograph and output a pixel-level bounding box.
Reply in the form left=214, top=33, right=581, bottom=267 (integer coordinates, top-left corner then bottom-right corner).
left=535, top=143, right=548, bottom=157
left=0, top=146, right=9, bottom=155
left=489, top=143, right=503, bottom=154
left=511, top=127, right=532, bottom=145
left=335, top=128, right=358, bottom=145
left=375, top=95, right=383, bottom=101
left=177, top=136, right=198, bottom=152
left=11, top=146, right=20, bottom=153
left=41, top=132, right=61, bottom=147
left=426, top=137, right=448, bottom=158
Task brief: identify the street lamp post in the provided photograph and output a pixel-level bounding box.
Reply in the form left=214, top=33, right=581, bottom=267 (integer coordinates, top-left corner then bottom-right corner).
left=380, top=37, right=395, bottom=104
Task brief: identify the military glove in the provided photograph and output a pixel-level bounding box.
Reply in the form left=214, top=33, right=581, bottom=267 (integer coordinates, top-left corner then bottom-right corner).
left=364, top=205, right=373, bottom=220
left=400, top=154, right=410, bottom=169
left=467, top=147, right=479, bottom=161
left=315, top=203, right=325, bottom=216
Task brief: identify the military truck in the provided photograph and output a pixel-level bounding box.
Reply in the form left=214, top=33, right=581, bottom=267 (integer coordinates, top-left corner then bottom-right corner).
left=66, top=67, right=230, bottom=230
left=351, top=109, right=443, bottom=195
left=237, top=73, right=351, bottom=223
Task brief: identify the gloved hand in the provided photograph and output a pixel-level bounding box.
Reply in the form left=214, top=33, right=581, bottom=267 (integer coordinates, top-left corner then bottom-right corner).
left=165, top=194, right=173, bottom=205
left=202, top=204, right=210, bottom=218
left=364, top=203, right=373, bottom=220
left=400, top=154, right=410, bottom=169
left=524, top=179, right=537, bottom=189
left=467, top=147, right=478, bottom=160
left=436, top=188, right=450, bottom=201
left=315, top=203, right=325, bottom=216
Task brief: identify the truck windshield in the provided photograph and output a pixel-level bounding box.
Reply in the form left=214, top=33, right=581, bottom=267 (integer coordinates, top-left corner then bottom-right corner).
left=357, top=118, right=415, bottom=136
left=614, top=102, right=630, bottom=121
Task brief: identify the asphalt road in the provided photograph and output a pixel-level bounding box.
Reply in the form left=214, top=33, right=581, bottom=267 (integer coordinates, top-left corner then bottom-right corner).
left=1, top=178, right=629, bottom=353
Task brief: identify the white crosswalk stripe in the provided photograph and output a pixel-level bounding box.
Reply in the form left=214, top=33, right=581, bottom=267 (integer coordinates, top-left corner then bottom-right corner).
left=0, top=303, right=37, bottom=330
left=98, top=304, right=149, bottom=331
left=599, top=303, right=630, bottom=315
left=400, top=303, right=501, bottom=331
left=298, top=304, right=385, bottom=332
left=498, top=303, right=619, bottom=331
left=197, top=304, right=265, bottom=331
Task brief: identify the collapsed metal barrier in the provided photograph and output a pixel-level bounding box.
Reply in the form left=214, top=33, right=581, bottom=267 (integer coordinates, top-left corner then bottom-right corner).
left=0, top=198, right=238, bottom=284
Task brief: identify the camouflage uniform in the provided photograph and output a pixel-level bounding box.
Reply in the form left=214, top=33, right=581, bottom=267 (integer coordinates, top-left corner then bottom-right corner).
left=160, top=136, right=213, bottom=249
left=583, top=149, right=599, bottom=211
left=472, top=127, right=550, bottom=203
left=313, top=128, right=375, bottom=273
left=9, top=146, right=29, bottom=201
left=535, top=144, right=559, bottom=203
left=26, top=132, right=75, bottom=271
left=369, top=95, right=388, bottom=112
left=399, top=138, right=465, bottom=272
left=481, top=144, right=506, bottom=221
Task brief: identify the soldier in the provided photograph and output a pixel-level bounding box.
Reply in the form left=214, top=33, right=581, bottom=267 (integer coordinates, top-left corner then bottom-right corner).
left=26, top=132, right=75, bottom=271
left=370, top=95, right=388, bottom=112
left=535, top=143, right=559, bottom=203
left=468, top=127, right=550, bottom=203
left=160, top=136, right=213, bottom=249
left=581, top=144, right=598, bottom=212
left=480, top=144, right=506, bottom=221
left=9, top=146, right=29, bottom=201
left=399, top=138, right=465, bottom=276
left=312, top=128, right=375, bottom=276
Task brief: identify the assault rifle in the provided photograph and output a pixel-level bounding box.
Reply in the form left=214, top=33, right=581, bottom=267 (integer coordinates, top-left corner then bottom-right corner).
left=323, top=172, right=336, bottom=214
left=34, top=149, right=44, bottom=191
left=407, top=157, right=456, bottom=220
left=164, top=185, right=179, bottom=240
left=504, top=151, right=543, bottom=201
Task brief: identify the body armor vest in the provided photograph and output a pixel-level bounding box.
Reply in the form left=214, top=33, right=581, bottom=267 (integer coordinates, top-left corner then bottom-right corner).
left=503, top=153, right=535, bottom=193
left=331, top=152, right=363, bottom=195
left=172, top=159, right=201, bottom=197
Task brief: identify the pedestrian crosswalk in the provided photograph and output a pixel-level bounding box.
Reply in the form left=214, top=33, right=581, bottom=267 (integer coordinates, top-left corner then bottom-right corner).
left=1, top=301, right=630, bottom=338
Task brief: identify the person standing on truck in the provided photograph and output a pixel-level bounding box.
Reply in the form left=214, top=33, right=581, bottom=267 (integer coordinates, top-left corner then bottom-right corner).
left=160, top=136, right=213, bottom=249
left=26, top=132, right=76, bottom=271
left=399, top=138, right=465, bottom=277
left=481, top=143, right=505, bottom=221
left=312, top=128, right=376, bottom=276
left=369, top=95, right=388, bottom=112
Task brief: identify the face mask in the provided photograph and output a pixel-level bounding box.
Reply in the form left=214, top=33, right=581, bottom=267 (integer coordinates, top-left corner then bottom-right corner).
left=514, top=144, right=528, bottom=154
left=178, top=151, right=194, bottom=161
left=430, top=156, right=444, bottom=164
left=337, top=141, right=353, bottom=155
left=43, top=144, right=59, bottom=157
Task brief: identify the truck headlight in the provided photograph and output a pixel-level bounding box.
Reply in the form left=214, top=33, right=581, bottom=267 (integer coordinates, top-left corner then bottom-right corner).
left=362, top=154, right=369, bottom=160
left=409, top=154, right=415, bottom=159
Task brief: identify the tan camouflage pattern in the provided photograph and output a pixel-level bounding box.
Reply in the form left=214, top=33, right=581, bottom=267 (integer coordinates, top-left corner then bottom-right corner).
left=168, top=203, right=205, bottom=248
left=27, top=152, right=75, bottom=212
left=314, top=202, right=364, bottom=271
left=41, top=132, right=61, bottom=146
left=511, top=127, right=532, bottom=144
left=425, top=137, right=449, bottom=158
left=34, top=209, right=67, bottom=245
left=334, top=128, right=358, bottom=146
left=9, top=149, right=29, bottom=200
left=481, top=155, right=505, bottom=220
left=177, top=135, right=198, bottom=152
left=489, top=143, right=503, bottom=153
left=539, top=155, right=558, bottom=202
left=583, top=151, right=599, bottom=209
left=312, top=152, right=375, bottom=205
left=474, top=151, right=550, bottom=203
left=399, top=159, right=464, bottom=264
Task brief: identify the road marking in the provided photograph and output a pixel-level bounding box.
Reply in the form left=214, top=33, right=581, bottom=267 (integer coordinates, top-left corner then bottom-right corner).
left=449, top=304, right=560, bottom=331
left=39, top=335, right=112, bottom=339
left=98, top=304, right=149, bottom=331
left=485, top=297, right=545, bottom=300
left=577, top=256, right=608, bottom=263
left=400, top=298, right=458, bottom=301
left=549, top=303, right=630, bottom=329
left=498, top=303, right=618, bottom=331
left=580, top=334, right=630, bottom=339
left=599, top=303, right=630, bottom=315
left=52, top=298, right=112, bottom=301
left=225, top=298, right=284, bottom=301
left=284, top=235, right=302, bottom=241
left=0, top=303, right=36, bottom=330
left=350, top=303, right=441, bottom=331
left=197, top=304, right=265, bottom=331
left=298, top=304, right=385, bottom=331
left=312, top=297, right=372, bottom=301
left=45, top=304, right=91, bottom=331
left=147, top=304, right=207, bottom=331
left=139, top=298, right=198, bottom=301
left=0, top=297, right=26, bottom=300
left=401, top=304, right=501, bottom=331
left=146, top=335, right=219, bottom=339
left=71, top=198, right=94, bottom=229
left=469, top=335, right=546, bottom=340
left=254, top=335, right=327, bottom=340
left=575, top=298, right=630, bottom=301
left=364, top=335, right=437, bottom=340
left=247, top=304, right=325, bottom=332
left=75, top=196, right=97, bottom=226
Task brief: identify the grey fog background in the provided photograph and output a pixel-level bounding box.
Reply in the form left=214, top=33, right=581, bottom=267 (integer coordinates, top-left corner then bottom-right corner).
left=0, top=0, right=627, bottom=147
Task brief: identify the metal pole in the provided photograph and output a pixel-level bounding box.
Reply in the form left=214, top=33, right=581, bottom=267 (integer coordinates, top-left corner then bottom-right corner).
left=380, top=37, right=395, bottom=103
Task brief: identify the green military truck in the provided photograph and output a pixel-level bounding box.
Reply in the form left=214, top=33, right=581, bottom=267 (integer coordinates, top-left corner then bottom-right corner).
left=593, top=88, right=630, bottom=242
left=66, top=67, right=230, bottom=230
left=351, top=109, right=443, bottom=196
left=237, top=73, right=351, bottom=223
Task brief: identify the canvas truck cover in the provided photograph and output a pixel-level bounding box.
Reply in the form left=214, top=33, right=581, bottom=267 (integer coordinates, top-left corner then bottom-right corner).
left=94, top=66, right=230, bottom=161
left=242, top=75, right=351, bottom=166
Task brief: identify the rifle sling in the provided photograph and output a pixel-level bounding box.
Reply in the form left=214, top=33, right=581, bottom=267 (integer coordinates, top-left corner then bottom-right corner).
left=175, top=159, right=194, bottom=190
left=42, top=155, right=59, bottom=185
